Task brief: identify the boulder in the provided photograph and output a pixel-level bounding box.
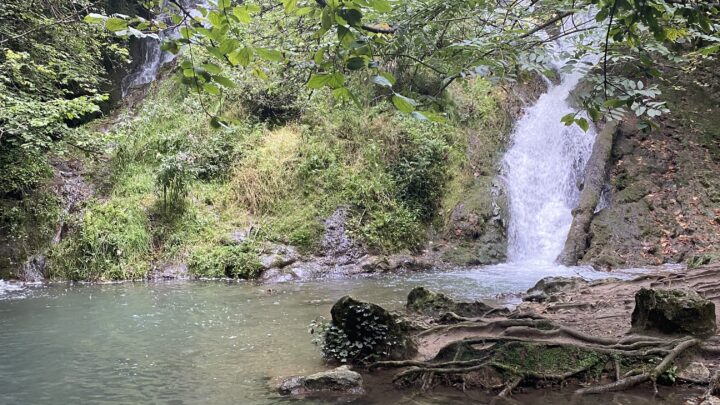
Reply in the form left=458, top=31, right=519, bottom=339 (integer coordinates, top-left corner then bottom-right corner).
left=387, top=255, right=432, bottom=272
left=406, top=287, right=509, bottom=317
left=259, top=243, right=299, bottom=270
left=278, top=365, right=363, bottom=396
left=327, top=296, right=416, bottom=362
left=678, top=362, right=710, bottom=383
left=702, top=397, right=720, bottom=405
left=631, top=288, right=716, bottom=337
left=523, top=277, right=589, bottom=302
left=151, top=263, right=188, bottom=280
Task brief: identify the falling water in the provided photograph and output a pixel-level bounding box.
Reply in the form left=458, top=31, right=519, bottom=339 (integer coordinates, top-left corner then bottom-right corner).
left=502, top=22, right=599, bottom=264
left=121, top=1, right=205, bottom=96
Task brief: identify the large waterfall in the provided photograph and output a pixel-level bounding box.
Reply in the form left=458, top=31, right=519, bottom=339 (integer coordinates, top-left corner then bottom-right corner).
left=502, top=24, right=598, bottom=264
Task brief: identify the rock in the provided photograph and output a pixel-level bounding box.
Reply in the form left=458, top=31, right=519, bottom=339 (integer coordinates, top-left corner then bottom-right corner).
left=678, top=362, right=710, bottom=383
left=357, top=255, right=390, bottom=273
left=322, top=207, right=365, bottom=265
left=277, top=365, right=363, bottom=396
left=523, top=277, right=589, bottom=302
left=701, top=396, right=720, bottom=405
left=151, top=263, right=188, bottom=280
left=329, top=296, right=416, bottom=362
left=387, top=255, right=432, bottom=272
left=631, top=288, right=716, bottom=337
left=259, top=243, right=299, bottom=270
left=406, top=287, right=509, bottom=317
left=19, top=254, right=45, bottom=282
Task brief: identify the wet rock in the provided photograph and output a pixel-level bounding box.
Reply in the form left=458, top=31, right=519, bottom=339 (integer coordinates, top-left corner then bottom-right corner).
left=523, top=277, right=589, bottom=302
left=259, top=243, right=299, bottom=270
left=358, top=255, right=390, bottom=273
left=322, top=207, right=364, bottom=265
left=151, top=263, right=188, bottom=280
left=678, top=362, right=710, bottom=383
left=631, top=288, right=716, bottom=337
left=387, top=255, right=432, bottom=272
left=277, top=365, right=363, bottom=396
left=19, top=254, right=46, bottom=282
left=406, top=287, right=508, bottom=317
left=329, top=296, right=416, bottom=362
left=701, top=396, right=720, bottom=405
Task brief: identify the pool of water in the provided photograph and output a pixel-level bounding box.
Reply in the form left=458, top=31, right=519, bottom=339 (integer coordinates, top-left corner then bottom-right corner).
left=0, top=264, right=691, bottom=404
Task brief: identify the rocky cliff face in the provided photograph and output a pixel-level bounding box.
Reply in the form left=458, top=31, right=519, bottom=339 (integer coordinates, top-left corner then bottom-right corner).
left=580, top=66, right=720, bottom=268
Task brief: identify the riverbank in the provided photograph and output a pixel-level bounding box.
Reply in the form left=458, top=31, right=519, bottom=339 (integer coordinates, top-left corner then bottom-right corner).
left=292, top=263, right=720, bottom=403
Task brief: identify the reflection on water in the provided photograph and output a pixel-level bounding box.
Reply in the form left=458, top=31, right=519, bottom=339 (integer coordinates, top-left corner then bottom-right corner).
left=0, top=265, right=689, bottom=404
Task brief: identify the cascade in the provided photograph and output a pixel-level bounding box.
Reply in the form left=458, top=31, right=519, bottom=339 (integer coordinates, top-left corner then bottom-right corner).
left=121, top=1, right=204, bottom=96
left=502, top=19, right=599, bottom=264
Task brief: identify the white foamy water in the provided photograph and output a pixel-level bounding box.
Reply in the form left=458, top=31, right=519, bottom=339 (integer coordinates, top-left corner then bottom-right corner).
left=502, top=20, right=599, bottom=264
left=0, top=280, right=24, bottom=297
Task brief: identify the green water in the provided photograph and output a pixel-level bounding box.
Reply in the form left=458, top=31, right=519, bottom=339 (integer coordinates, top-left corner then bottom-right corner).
left=0, top=267, right=695, bottom=404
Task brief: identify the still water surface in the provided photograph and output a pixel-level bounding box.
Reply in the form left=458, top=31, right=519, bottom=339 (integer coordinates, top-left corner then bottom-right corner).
left=0, top=265, right=693, bottom=404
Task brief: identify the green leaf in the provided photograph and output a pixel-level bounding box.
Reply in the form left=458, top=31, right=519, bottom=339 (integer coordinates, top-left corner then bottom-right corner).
left=233, top=6, right=252, bottom=23
left=203, top=83, right=221, bottom=95
left=372, top=75, right=393, bottom=88
left=392, top=94, right=416, bottom=113
left=370, top=0, right=392, bottom=12
left=575, top=118, right=590, bottom=132
left=229, top=47, right=252, bottom=67
left=346, top=57, right=366, bottom=70
left=212, top=75, right=236, bottom=88
left=308, top=74, right=330, bottom=89
left=561, top=113, right=576, bottom=126
left=202, top=63, right=222, bottom=74
left=83, top=13, right=106, bottom=24
left=105, top=17, right=128, bottom=32
left=283, top=0, right=298, bottom=13
left=255, top=48, right=284, bottom=62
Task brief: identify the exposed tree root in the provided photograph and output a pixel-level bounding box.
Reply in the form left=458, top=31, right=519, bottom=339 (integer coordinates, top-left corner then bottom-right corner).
left=574, top=338, right=698, bottom=395
left=369, top=314, right=705, bottom=401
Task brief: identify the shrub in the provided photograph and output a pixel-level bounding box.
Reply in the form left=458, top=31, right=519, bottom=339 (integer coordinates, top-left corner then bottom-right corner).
left=49, top=198, right=151, bottom=280
left=188, top=244, right=263, bottom=279
left=231, top=127, right=300, bottom=213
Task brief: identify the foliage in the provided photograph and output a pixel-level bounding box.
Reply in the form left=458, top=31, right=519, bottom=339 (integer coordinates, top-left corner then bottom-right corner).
left=309, top=302, right=403, bottom=363
left=49, top=198, right=151, bottom=280
left=155, top=151, right=196, bottom=212
left=188, top=244, right=263, bottom=279
left=87, top=0, right=718, bottom=130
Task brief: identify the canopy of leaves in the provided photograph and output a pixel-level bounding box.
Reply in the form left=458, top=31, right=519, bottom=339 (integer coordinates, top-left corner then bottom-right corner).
left=89, top=0, right=718, bottom=129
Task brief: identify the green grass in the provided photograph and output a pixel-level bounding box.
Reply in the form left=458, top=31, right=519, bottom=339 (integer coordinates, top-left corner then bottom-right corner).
left=45, top=68, right=506, bottom=279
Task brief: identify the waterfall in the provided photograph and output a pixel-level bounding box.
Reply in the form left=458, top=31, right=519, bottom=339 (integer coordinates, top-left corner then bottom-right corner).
left=502, top=20, right=599, bottom=264
left=121, top=1, right=205, bottom=97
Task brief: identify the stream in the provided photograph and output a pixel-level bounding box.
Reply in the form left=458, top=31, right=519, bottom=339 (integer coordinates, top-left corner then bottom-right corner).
left=0, top=266, right=692, bottom=404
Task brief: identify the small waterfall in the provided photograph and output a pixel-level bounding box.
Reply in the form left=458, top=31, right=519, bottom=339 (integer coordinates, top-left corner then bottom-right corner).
left=502, top=21, right=598, bottom=264
left=121, top=1, right=204, bottom=96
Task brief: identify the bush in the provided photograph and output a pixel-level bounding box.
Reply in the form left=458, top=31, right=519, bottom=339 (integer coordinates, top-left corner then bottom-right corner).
left=188, top=244, right=263, bottom=279
left=49, top=198, right=151, bottom=280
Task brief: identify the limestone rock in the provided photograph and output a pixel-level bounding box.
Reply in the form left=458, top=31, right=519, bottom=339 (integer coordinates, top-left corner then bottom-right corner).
left=701, top=396, right=720, bottom=405
left=523, top=277, right=589, bottom=302
left=678, top=362, right=710, bottom=383
left=278, top=365, right=363, bottom=396
left=387, top=255, right=432, bottom=272
left=259, top=243, right=299, bottom=270
left=406, top=286, right=509, bottom=317
left=631, top=288, right=716, bottom=337
left=151, top=263, right=188, bottom=280
left=329, top=296, right=416, bottom=362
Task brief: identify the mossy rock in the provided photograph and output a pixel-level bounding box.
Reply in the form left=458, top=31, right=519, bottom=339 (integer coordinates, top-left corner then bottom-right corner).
left=631, top=288, right=716, bottom=337
left=327, top=296, right=416, bottom=363
left=406, top=286, right=509, bottom=317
